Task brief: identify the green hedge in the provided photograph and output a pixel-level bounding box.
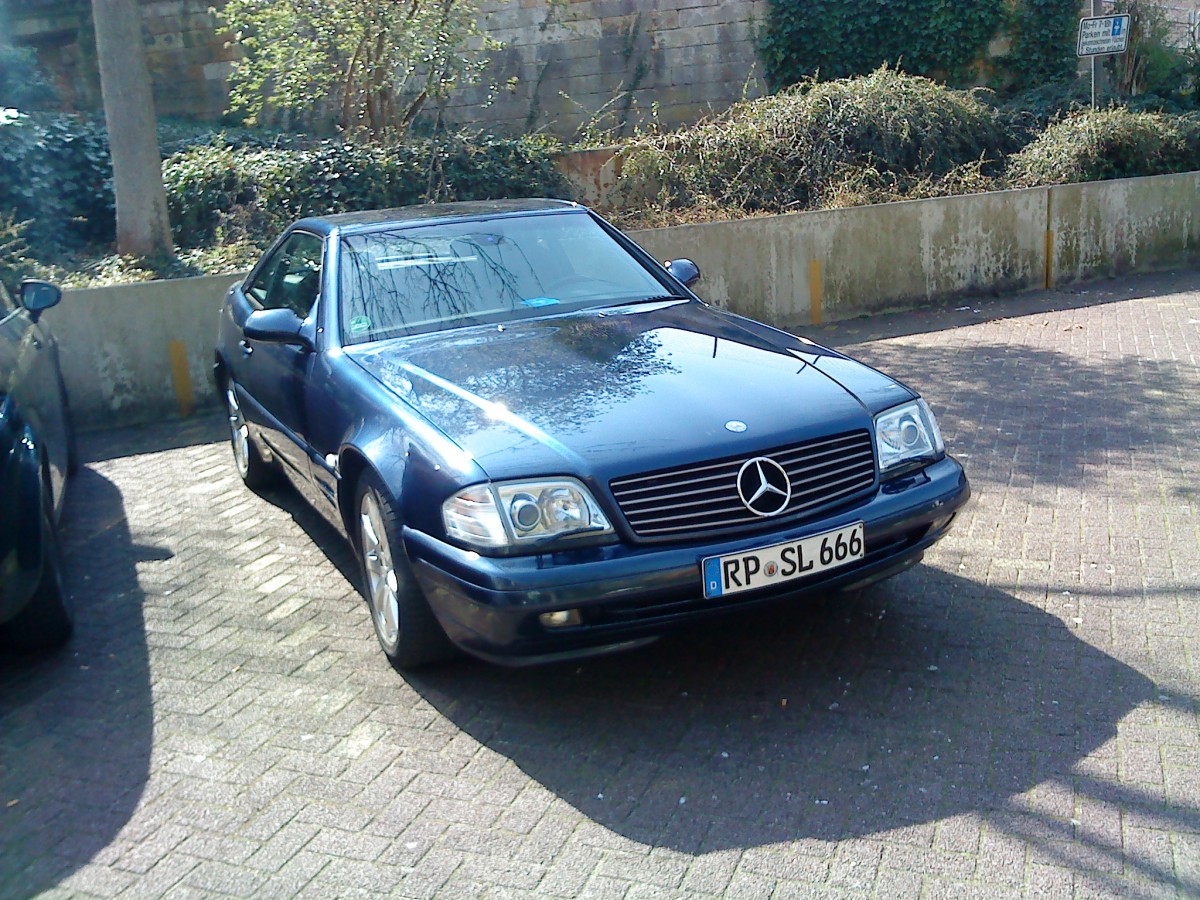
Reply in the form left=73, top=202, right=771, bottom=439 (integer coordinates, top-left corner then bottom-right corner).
left=759, top=0, right=1005, bottom=88
left=0, top=113, right=569, bottom=260
left=163, top=136, right=570, bottom=249
left=1007, top=108, right=1200, bottom=186
left=618, top=68, right=1013, bottom=214
left=1004, top=0, right=1084, bottom=89
left=614, top=72, right=1200, bottom=221
left=758, top=0, right=1081, bottom=91
left=0, top=111, right=113, bottom=252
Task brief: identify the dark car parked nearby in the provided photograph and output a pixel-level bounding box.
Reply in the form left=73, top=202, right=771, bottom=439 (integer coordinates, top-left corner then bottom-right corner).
left=0, top=278, right=75, bottom=650
left=214, top=200, right=969, bottom=668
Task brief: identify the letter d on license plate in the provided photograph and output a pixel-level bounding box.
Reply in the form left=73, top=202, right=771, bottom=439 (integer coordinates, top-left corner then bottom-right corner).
left=702, top=522, right=865, bottom=599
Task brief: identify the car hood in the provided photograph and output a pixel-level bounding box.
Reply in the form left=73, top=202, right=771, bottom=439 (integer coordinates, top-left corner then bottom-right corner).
left=347, top=300, right=913, bottom=481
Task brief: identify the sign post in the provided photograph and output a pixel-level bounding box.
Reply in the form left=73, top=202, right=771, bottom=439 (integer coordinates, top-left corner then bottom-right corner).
left=1078, top=9, right=1132, bottom=109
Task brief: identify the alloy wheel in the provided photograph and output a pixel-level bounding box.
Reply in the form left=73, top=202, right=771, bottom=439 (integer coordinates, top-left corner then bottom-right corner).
left=225, top=387, right=249, bottom=479
left=360, top=491, right=400, bottom=646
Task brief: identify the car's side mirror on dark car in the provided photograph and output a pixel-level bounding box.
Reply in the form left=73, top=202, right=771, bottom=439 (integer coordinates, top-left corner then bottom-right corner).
left=19, top=279, right=62, bottom=322
left=244, top=308, right=314, bottom=350
left=666, top=258, right=701, bottom=289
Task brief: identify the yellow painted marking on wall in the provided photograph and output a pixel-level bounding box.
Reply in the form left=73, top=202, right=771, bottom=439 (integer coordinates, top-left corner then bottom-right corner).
left=1044, top=189, right=1054, bottom=290
left=167, top=340, right=195, bottom=418
left=808, top=259, right=823, bottom=325
left=1044, top=230, right=1055, bottom=290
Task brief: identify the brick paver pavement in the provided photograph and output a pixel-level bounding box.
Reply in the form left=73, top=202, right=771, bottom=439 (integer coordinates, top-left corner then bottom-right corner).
left=2, top=271, right=1198, bottom=898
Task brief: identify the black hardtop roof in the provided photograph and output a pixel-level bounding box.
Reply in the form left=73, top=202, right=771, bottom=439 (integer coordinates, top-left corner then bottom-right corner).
left=295, top=199, right=582, bottom=235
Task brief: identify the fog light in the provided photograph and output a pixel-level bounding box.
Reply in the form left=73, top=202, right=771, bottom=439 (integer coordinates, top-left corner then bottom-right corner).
left=539, top=609, right=581, bottom=628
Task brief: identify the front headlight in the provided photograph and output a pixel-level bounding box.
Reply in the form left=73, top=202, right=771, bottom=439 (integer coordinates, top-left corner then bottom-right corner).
left=443, top=478, right=614, bottom=551
left=875, top=399, right=945, bottom=475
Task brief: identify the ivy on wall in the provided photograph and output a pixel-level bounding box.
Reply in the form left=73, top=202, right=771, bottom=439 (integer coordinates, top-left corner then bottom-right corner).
left=759, top=0, right=1080, bottom=91
left=1006, top=0, right=1087, bottom=88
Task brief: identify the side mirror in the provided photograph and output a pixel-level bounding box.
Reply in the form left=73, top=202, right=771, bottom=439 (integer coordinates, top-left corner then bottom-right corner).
left=244, top=307, right=313, bottom=350
left=20, top=279, right=62, bottom=322
left=666, top=258, right=701, bottom=289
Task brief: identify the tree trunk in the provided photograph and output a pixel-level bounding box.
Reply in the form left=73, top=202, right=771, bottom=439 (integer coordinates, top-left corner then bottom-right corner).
left=92, top=0, right=173, bottom=258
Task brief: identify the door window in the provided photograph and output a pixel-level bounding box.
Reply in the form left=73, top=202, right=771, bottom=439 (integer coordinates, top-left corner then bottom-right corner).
left=245, top=231, right=324, bottom=317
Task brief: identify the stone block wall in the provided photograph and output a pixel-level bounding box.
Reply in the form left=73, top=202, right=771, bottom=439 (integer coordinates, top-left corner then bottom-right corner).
left=5, top=0, right=766, bottom=134
left=138, top=0, right=235, bottom=121
left=5, top=0, right=234, bottom=121
left=438, top=0, right=767, bottom=139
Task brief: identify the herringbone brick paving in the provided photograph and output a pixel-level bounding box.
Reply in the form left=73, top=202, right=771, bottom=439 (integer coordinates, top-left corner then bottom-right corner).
left=1, top=271, right=1197, bottom=898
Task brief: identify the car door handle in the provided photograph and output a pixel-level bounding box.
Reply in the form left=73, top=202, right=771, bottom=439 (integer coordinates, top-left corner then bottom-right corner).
left=239, top=340, right=253, bottom=356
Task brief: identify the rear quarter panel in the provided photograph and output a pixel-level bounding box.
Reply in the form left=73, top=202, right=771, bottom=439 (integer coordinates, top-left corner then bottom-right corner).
left=0, top=305, right=69, bottom=514
left=0, top=400, right=48, bottom=623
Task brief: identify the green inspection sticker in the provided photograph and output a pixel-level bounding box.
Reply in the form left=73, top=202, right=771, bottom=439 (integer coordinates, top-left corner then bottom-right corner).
left=348, top=315, right=371, bottom=333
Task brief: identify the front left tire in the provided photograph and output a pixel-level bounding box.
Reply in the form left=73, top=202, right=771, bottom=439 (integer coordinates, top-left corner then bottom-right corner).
left=224, top=383, right=276, bottom=490
left=355, top=473, right=454, bottom=670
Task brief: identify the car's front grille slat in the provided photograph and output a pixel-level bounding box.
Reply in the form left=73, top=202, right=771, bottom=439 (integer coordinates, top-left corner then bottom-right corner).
left=786, top=446, right=874, bottom=475
left=792, top=468, right=875, bottom=500
left=610, top=430, right=876, bottom=541
left=613, top=462, right=741, bottom=496
left=632, top=502, right=759, bottom=529
left=615, top=468, right=739, bottom=504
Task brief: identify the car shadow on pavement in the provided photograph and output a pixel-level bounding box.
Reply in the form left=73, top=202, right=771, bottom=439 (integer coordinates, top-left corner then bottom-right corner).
left=0, top=467, right=163, bottom=897
left=411, top=566, right=1159, bottom=863
left=251, top=482, right=362, bottom=588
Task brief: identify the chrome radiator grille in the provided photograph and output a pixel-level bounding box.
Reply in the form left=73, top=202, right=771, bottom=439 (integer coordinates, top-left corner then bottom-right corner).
left=609, top=431, right=876, bottom=540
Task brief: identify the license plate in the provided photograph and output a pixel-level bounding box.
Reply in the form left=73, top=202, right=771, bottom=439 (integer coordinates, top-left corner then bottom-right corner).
left=702, top=522, right=865, bottom=599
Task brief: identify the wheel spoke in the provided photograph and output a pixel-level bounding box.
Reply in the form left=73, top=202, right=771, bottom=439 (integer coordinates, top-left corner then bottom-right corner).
left=226, top=388, right=249, bottom=477
left=360, top=492, right=400, bottom=645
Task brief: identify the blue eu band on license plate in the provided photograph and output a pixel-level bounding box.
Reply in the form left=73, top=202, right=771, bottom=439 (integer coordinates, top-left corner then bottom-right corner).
left=702, top=522, right=865, bottom=599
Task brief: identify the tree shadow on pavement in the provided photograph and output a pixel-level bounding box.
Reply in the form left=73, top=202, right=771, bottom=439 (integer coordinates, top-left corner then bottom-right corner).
left=0, top=468, right=163, bottom=897
left=799, top=270, right=1195, bottom=346
left=412, top=566, right=1161, bottom=868
left=842, top=342, right=1198, bottom=494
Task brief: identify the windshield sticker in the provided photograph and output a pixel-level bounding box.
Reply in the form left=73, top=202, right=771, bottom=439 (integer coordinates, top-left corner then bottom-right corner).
left=522, top=297, right=560, bottom=307
left=348, top=315, right=372, bottom=333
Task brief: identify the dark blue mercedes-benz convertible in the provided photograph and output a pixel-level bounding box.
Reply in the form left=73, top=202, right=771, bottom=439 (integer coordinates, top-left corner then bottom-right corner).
left=214, top=199, right=969, bottom=668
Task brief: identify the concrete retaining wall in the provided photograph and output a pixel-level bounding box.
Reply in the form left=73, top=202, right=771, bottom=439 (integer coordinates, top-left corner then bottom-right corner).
left=1050, top=172, right=1200, bottom=282
left=630, top=186, right=1050, bottom=325
left=43, top=274, right=240, bottom=429
left=51, top=171, right=1200, bottom=429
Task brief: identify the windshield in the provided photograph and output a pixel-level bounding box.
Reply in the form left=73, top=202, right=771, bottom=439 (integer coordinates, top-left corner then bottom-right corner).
left=337, top=212, right=675, bottom=344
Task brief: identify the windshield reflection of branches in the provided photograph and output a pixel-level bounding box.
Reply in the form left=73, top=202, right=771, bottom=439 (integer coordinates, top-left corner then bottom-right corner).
left=340, top=234, right=544, bottom=342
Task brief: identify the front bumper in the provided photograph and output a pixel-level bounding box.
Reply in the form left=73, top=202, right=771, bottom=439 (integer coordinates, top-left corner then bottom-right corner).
left=406, top=456, right=970, bottom=664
